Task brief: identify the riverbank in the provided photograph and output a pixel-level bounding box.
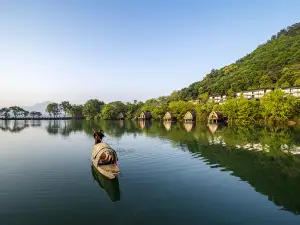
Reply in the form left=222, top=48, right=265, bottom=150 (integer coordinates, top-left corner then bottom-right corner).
left=0, top=117, right=85, bottom=120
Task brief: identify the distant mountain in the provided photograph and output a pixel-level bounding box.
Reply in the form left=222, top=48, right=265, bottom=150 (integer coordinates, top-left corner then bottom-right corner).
left=22, top=101, right=51, bottom=116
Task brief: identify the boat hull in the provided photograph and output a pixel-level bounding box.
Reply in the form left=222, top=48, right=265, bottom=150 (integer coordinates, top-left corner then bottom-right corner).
left=91, top=142, right=120, bottom=179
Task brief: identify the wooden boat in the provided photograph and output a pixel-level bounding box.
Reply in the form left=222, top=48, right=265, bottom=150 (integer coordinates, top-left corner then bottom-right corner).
left=91, top=142, right=120, bottom=179
left=91, top=165, right=121, bottom=202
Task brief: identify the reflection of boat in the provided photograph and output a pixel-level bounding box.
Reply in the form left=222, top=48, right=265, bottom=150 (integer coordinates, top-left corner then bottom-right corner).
left=91, top=165, right=121, bottom=202
left=207, top=124, right=218, bottom=133
left=163, top=121, right=172, bottom=131
left=91, top=142, right=120, bottom=179
left=184, top=122, right=194, bottom=132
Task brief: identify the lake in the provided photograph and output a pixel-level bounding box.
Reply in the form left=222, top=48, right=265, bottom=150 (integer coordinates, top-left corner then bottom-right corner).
left=1, top=119, right=300, bottom=225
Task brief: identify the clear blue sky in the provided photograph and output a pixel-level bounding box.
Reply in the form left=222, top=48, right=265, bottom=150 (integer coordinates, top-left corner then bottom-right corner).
left=0, top=0, right=299, bottom=106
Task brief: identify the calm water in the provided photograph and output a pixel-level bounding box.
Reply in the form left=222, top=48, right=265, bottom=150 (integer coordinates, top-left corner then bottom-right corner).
left=1, top=120, right=300, bottom=225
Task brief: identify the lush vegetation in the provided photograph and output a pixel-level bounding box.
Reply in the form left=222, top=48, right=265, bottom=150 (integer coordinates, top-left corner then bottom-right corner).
left=171, top=23, right=300, bottom=100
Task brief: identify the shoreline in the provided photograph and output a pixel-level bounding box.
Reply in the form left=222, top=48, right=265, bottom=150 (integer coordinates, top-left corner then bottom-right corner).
left=0, top=117, right=85, bottom=120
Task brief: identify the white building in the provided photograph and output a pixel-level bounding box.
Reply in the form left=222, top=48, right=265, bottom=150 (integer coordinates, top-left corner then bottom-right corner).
left=281, top=86, right=300, bottom=98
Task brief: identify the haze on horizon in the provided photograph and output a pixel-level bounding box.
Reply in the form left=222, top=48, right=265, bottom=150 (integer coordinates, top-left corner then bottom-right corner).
left=0, top=0, right=299, bottom=107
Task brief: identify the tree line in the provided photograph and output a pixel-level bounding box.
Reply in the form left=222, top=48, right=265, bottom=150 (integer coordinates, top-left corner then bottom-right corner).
left=0, top=106, right=42, bottom=119
left=44, top=89, right=299, bottom=124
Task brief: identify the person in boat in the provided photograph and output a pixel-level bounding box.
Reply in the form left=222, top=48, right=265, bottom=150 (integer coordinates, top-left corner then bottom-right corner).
left=93, top=130, right=105, bottom=145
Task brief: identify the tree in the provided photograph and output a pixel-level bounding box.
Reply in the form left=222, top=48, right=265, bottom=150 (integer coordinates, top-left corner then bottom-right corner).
left=46, top=103, right=61, bottom=117
left=82, top=99, right=105, bottom=120
left=60, top=101, right=72, bottom=117
left=221, top=99, right=238, bottom=124
left=100, top=101, right=126, bottom=120
left=151, top=105, right=168, bottom=120
left=21, top=110, right=29, bottom=118
left=69, top=104, right=83, bottom=118
left=198, top=92, right=209, bottom=103
left=9, top=106, right=24, bottom=118
left=260, top=89, right=298, bottom=122
left=259, top=75, right=273, bottom=88
left=236, top=98, right=260, bottom=125
left=0, top=108, right=10, bottom=118
left=168, top=101, right=194, bottom=120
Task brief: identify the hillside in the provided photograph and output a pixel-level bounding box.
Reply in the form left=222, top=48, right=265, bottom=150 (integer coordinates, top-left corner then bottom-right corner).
left=175, top=23, right=300, bottom=100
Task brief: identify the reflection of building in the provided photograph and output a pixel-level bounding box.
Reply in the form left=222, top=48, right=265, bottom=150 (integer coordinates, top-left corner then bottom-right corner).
left=119, top=120, right=124, bottom=128
left=184, top=111, right=196, bottom=123
left=139, top=120, right=151, bottom=129
left=207, top=123, right=218, bottom=133
left=163, top=121, right=172, bottom=131
left=184, top=123, right=194, bottom=132
left=138, top=111, right=152, bottom=120
left=163, top=112, right=176, bottom=121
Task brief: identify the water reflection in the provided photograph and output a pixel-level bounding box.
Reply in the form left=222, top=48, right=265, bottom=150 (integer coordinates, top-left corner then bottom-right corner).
left=183, top=122, right=195, bottom=132
left=0, top=120, right=30, bottom=133
left=91, top=165, right=121, bottom=202
left=163, top=121, right=172, bottom=131
left=207, top=123, right=218, bottom=134
left=2, top=119, right=300, bottom=214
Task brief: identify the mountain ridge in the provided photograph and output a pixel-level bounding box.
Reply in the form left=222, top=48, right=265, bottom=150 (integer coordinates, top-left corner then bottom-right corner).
left=172, top=22, right=300, bottom=101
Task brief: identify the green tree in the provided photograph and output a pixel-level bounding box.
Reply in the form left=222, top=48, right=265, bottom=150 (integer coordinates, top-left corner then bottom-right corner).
left=69, top=104, right=84, bottom=118
left=82, top=99, right=105, bottom=120
left=46, top=103, right=61, bottom=117
left=259, top=75, right=273, bottom=88
left=236, top=98, right=260, bottom=125
left=221, top=99, right=238, bottom=124
left=168, top=101, right=194, bottom=120
left=260, top=89, right=298, bottom=122
left=100, top=101, right=126, bottom=120
left=60, top=101, right=72, bottom=117
left=151, top=105, right=168, bottom=120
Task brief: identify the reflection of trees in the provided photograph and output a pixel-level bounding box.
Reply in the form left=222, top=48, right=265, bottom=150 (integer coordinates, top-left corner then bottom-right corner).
left=45, top=120, right=83, bottom=137
left=0, top=120, right=30, bottom=133
left=40, top=119, right=300, bottom=214
left=91, top=165, right=121, bottom=202
left=30, top=120, right=42, bottom=127
left=187, top=142, right=300, bottom=214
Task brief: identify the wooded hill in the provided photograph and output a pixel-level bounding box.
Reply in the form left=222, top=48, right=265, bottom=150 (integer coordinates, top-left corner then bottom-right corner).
left=173, top=22, right=300, bottom=101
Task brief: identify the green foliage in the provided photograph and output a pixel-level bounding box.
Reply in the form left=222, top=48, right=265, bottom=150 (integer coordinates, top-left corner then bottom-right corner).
left=151, top=105, right=168, bottom=120
left=46, top=103, right=61, bottom=117
left=60, top=101, right=72, bottom=116
left=172, top=22, right=300, bottom=99
left=168, top=101, right=194, bottom=120
left=260, top=89, right=298, bottom=122
left=100, top=101, right=126, bottom=120
left=236, top=98, right=260, bottom=125
left=68, top=104, right=83, bottom=118
left=82, top=99, right=105, bottom=120
left=221, top=99, right=238, bottom=124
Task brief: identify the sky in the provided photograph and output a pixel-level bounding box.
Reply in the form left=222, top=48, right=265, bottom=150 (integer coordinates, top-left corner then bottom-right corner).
left=0, top=0, right=300, bottom=106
